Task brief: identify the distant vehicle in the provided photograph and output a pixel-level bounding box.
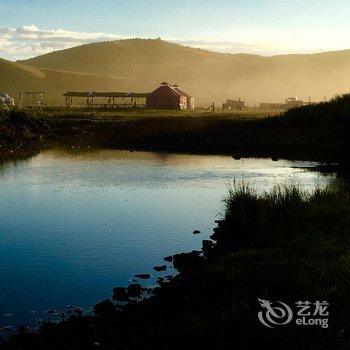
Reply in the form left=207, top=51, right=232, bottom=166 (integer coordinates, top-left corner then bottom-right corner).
left=0, top=92, right=15, bottom=109
left=260, top=96, right=304, bottom=111
left=222, top=98, right=245, bottom=110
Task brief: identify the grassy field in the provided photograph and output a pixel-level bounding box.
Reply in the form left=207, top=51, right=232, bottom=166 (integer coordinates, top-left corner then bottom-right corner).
left=1, top=95, right=349, bottom=166
left=46, top=98, right=350, bottom=166
left=0, top=108, right=277, bottom=161
left=2, top=184, right=350, bottom=349
left=32, top=106, right=276, bottom=120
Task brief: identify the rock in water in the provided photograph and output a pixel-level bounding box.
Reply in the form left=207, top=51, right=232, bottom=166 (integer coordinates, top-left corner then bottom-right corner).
left=113, top=287, right=129, bottom=301
left=202, top=240, right=214, bottom=255
left=153, top=265, right=167, bottom=272
left=134, top=273, right=151, bottom=279
left=127, top=283, right=142, bottom=298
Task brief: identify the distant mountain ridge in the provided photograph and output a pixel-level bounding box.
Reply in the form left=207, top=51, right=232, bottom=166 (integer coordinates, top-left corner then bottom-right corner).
left=1, top=39, right=350, bottom=106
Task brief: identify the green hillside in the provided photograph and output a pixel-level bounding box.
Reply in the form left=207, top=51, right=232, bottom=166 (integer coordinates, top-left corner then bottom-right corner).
left=2, top=38, right=350, bottom=106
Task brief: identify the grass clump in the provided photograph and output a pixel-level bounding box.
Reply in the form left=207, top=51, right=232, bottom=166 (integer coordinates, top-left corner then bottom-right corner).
left=271, top=94, right=350, bottom=127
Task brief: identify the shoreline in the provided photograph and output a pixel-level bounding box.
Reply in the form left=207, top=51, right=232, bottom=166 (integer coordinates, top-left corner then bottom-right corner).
left=2, top=185, right=350, bottom=349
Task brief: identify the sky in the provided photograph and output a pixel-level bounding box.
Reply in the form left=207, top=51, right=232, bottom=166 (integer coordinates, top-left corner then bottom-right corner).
left=1, top=0, right=350, bottom=60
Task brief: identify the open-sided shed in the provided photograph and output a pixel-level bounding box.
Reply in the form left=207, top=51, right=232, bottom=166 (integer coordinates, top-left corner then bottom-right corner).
left=63, top=91, right=149, bottom=108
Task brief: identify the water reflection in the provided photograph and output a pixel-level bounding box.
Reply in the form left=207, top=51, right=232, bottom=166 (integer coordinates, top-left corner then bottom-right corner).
left=0, top=149, right=337, bottom=331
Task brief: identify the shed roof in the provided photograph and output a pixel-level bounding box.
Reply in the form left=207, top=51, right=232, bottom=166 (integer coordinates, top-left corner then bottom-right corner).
left=149, top=85, right=182, bottom=98
left=63, top=91, right=149, bottom=98
left=149, top=84, right=191, bottom=99
left=173, top=86, right=192, bottom=99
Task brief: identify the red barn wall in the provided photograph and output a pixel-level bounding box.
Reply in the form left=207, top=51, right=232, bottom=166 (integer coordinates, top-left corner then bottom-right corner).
left=146, top=85, right=181, bottom=109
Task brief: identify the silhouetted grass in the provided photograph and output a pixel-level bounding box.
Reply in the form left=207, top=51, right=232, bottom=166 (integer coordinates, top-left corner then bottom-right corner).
left=218, top=184, right=350, bottom=250
left=277, top=94, right=350, bottom=126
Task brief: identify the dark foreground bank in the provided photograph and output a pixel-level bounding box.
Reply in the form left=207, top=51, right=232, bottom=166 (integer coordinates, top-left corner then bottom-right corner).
left=0, top=110, right=48, bottom=162
left=1, top=94, right=350, bottom=167
left=2, top=185, right=350, bottom=349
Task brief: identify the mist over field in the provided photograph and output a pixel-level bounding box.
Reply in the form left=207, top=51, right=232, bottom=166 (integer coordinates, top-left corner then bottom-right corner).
left=1, top=38, right=350, bottom=106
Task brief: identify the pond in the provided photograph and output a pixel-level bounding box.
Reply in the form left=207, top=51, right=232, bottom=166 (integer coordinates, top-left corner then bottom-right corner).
left=0, top=149, right=337, bottom=332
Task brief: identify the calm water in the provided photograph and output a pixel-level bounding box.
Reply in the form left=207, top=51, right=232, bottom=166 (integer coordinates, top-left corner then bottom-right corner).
left=0, top=149, right=337, bottom=331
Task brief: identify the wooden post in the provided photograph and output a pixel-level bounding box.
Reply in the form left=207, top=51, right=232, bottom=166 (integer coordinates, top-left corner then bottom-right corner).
left=19, top=92, right=23, bottom=109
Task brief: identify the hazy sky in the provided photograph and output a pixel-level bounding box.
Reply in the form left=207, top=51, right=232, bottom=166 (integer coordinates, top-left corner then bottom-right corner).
left=1, top=0, right=350, bottom=60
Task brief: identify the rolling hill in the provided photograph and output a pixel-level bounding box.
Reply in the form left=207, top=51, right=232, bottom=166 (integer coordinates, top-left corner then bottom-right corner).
left=2, top=39, right=350, bottom=106
left=0, top=58, right=132, bottom=106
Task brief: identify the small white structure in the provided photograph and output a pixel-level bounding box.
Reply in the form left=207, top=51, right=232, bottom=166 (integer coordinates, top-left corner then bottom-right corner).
left=0, top=92, right=15, bottom=110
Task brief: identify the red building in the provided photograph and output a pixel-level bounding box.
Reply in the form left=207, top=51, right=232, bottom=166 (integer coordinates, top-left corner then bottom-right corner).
left=146, top=82, right=194, bottom=110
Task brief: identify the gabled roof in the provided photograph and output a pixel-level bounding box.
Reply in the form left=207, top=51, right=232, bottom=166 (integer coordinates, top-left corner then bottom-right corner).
left=170, top=86, right=185, bottom=98
left=150, top=84, right=182, bottom=98
left=150, top=83, right=191, bottom=99
left=173, top=86, right=192, bottom=99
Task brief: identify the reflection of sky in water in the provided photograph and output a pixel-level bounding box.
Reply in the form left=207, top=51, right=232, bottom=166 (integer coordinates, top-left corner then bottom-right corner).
left=0, top=150, right=336, bottom=332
